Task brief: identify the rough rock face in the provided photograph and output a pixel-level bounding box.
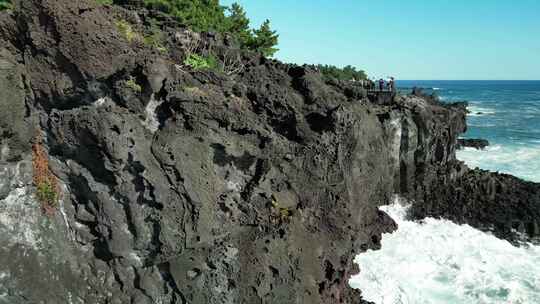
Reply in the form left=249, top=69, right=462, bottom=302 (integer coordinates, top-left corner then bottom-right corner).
left=0, top=1, right=538, bottom=304
left=0, top=1, right=399, bottom=303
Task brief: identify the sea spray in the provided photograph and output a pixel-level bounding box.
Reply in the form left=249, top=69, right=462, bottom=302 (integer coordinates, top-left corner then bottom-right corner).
left=457, top=145, right=540, bottom=182
left=350, top=202, right=540, bottom=304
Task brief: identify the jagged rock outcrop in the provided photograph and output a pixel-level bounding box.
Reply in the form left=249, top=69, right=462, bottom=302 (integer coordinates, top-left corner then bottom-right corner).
left=0, top=1, right=398, bottom=303
left=457, top=138, right=490, bottom=150
left=1, top=1, right=539, bottom=304
left=409, top=169, right=540, bottom=244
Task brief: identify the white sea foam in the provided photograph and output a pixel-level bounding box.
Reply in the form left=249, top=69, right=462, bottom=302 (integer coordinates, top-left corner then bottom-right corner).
left=466, top=123, right=496, bottom=128
left=467, top=105, right=496, bottom=116
left=350, top=202, right=540, bottom=304
left=457, top=145, right=540, bottom=182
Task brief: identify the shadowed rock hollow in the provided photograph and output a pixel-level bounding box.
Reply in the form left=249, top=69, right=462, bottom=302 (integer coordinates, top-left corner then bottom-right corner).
left=0, top=1, right=539, bottom=303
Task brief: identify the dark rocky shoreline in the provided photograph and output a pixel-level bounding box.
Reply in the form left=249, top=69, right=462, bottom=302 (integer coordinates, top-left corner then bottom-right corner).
left=0, top=1, right=539, bottom=303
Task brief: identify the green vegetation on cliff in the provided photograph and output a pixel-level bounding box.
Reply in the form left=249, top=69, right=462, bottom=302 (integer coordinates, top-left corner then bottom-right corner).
left=113, top=0, right=279, bottom=57
left=244, top=19, right=278, bottom=57
left=317, top=64, right=368, bottom=81
left=183, top=53, right=219, bottom=70
left=96, top=0, right=114, bottom=5
left=0, top=0, right=11, bottom=11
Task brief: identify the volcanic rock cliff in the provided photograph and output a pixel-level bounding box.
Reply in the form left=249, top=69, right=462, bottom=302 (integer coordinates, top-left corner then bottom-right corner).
left=0, top=1, right=539, bottom=304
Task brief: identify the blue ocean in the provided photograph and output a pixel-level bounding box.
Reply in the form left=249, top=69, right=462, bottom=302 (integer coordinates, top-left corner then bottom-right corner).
left=399, top=80, right=540, bottom=182
left=351, top=81, right=540, bottom=304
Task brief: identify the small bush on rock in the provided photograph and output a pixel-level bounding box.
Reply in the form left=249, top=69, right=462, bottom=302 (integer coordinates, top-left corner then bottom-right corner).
left=0, top=0, right=11, bottom=10
left=144, top=32, right=168, bottom=53
left=125, top=76, right=142, bottom=93
left=95, top=0, right=113, bottom=5
left=270, top=195, right=293, bottom=224
left=183, top=54, right=219, bottom=71
left=37, top=181, right=59, bottom=210
left=32, top=137, right=60, bottom=215
left=115, top=19, right=143, bottom=43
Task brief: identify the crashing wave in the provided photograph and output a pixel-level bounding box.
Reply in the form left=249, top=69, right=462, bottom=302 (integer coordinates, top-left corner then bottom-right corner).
left=457, top=145, right=540, bottom=182
left=350, top=201, right=540, bottom=304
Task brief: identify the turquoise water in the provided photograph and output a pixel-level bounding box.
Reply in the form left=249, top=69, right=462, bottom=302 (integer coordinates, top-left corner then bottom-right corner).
left=398, top=80, right=540, bottom=182
left=351, top=81, right=540, bottom=304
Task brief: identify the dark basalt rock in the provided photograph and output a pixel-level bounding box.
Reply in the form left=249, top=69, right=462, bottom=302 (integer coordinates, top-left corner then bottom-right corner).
left=0, top=1, right=539, bottom=303
left=457, top=138, right=490, bottom=150
left=409, top=168, right=540, bottom=244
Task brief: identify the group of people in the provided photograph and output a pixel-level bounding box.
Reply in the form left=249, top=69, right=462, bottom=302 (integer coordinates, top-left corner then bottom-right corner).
left=357, top=76, right=397, bottom=93
left=375, top=77, right=395, bottom=92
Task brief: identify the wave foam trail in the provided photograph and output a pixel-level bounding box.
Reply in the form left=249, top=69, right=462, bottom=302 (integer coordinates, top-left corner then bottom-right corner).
left=350, top=202, right=540, bottom=304
left=457, top=145, right=540, bottom=182
left=467, top=105, right=496, bottom=116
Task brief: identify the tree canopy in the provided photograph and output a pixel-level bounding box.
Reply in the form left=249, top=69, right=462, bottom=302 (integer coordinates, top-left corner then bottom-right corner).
left=245, top=20, right=279, bottom=57
left=143, top=0, right=228, bottom=32
left=317, top=64, right=368, bottom=81
left=138, top=0, right=279, bottom=57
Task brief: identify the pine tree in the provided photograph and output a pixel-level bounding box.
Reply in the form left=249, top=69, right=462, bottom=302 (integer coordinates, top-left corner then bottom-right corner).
left=226, top=3, right=251, bottom=46
left=114, top=0, right=279, bottom=57
left=248, top=20, right=279, bottom=57
left=143, top=0, right=228, bottom=32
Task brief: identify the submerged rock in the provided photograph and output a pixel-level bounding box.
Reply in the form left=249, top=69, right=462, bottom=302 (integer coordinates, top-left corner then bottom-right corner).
left=457, top=138, right=490, bottom=150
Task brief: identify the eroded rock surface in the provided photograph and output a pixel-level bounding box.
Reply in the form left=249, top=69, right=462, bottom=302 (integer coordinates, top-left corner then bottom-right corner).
left=0, top=1, right=538, bottom=303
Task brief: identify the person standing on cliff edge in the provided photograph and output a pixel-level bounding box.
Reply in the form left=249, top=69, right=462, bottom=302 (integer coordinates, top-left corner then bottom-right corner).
left=379, top=78, right=385, bottom=91
left=388, top=77, right=395, bottom=92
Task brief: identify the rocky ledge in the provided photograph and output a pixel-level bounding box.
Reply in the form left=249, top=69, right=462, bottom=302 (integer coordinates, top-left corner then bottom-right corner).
left=0, top=1, right=539, bottom=303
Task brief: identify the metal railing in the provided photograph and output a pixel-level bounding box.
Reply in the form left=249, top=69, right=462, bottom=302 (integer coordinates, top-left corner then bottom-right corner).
left=367, top=89, right=395, bottom=93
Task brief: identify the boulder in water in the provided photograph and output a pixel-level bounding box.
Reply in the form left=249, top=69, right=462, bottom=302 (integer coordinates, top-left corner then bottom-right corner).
left=457, top=138, right=490, bottom=150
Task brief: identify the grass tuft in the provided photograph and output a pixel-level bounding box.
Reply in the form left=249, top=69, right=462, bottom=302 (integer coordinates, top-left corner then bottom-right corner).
left=270, top=195, right=293, bottom=223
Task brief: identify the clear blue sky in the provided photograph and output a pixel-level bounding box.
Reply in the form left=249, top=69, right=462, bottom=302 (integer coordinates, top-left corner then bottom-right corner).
left=221, top=0, right=540, bottom=80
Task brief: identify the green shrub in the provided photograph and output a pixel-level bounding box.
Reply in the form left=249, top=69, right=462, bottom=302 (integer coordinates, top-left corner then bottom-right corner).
left=270, top=195, right=292, bottom=223
left=96, top=0, right=113, bottom=5
left=183, top=54, right=219, bottom=71
left=317, top=64, right=368, bottom=81
left=144, top=32, right=168, bottom=53
left=115, top=19, right=143, bottom=43
left=125, top=76, right=142, bottom=93
left=0, top=0, right=11, bottom=11
left=36, top=181, right=59, bottom=209
left=32, top=140, right=60, bottom=215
